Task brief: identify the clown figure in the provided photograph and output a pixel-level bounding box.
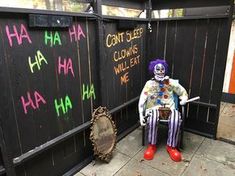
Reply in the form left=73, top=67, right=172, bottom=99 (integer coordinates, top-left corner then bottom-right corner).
left=138, top=59, right=188, bottom=162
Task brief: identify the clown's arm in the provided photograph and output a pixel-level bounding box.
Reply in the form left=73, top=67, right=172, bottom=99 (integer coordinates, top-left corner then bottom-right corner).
left=171, top=79, right=188, bottom=106
left=138, top=80, right=152, bottom=126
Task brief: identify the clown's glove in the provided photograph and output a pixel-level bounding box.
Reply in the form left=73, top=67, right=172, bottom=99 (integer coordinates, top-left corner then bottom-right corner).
left=180, top=96, right=188, bottom=106
left=180, top=96, right=200, bottom=105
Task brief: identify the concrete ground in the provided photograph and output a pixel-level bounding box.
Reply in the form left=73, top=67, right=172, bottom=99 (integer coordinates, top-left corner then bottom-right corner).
left=217, top=102, right=235, bottom=142
left=75, top=125, right=235, bottom=176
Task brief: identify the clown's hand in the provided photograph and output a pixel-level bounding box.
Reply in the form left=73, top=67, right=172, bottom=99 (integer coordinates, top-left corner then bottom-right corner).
left=180, top=96, right=188, bottom=106
left=139, top=113, right=146, bottom=126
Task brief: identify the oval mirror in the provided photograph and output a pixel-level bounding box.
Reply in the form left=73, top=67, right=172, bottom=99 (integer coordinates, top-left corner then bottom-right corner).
left=90, top=107, right=117, bottom=162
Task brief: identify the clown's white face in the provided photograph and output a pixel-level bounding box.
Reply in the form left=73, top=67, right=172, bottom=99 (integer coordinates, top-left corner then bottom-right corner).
left=154, top=63, right=165, bottom=80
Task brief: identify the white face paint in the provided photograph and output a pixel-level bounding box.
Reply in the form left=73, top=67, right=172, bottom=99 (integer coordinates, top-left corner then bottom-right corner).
left=154, top=63, right=165, bottom=80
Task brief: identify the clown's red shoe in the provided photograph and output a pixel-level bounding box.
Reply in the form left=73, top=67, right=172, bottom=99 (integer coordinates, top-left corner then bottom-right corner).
left=144, top=144, right=157, bottom=160
left=166, top=145, right=182, bottom=162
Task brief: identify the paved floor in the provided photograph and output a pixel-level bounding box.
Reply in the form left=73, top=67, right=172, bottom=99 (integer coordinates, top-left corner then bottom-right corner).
left=217, top=102, right=235, bottom=142
left=75, top=125, right=235, bottom=176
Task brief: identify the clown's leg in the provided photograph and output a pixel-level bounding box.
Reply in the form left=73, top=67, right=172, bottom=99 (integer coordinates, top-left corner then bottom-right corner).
left=167, top=110, right=182, bottom=162
left=144, top=109, right=159, bottom=160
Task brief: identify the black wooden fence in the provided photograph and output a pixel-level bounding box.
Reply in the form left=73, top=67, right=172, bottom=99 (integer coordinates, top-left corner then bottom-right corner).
left=0, top=14, right=100, bottom=176
left=148, top=17, right=232, bottom=137
left=0, top=13, right=147, bottom=176
left=0, top=0, right=233, bottom=175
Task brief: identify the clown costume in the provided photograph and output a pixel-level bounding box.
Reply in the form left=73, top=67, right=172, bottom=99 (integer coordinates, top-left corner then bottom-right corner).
left=138, top=59, right=188, bottom=162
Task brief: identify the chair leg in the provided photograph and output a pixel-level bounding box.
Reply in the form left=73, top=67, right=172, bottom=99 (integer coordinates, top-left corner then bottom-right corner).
left=178, top=130, right=184, bottom=150
left=178, top=106, right=185, bottom=150
left=142, top=126, right=145, bottom=146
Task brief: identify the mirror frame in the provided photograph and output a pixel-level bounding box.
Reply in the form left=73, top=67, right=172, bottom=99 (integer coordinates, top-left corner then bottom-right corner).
left=90, top=106, right=117, bottom=162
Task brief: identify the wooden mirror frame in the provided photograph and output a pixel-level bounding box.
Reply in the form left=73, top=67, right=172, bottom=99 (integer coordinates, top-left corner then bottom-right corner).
left=90, top=106, right=117, bottom=162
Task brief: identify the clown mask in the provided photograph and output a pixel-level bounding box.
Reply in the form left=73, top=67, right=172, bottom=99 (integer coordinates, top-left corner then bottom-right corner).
left=154, top=63, right=166, bottom=81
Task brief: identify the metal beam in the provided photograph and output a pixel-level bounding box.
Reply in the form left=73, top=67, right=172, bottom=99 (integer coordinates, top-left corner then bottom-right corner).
left=0, top=7, right=96, bottom=18
left=102, top=0, right=147, bottom=10
left=190, top=101, right=217, bottom=109
left=152, top=0, right=231, bottom=10
left=76, top=0, right=93, bottom=3
left=92, top=0, right=103, bottom=106
left=184, top=6, right=230, bottom=17
left=151, top=5, right=230, bottom=21
left=151, top=14, right=229, bottom=22
left=103, top=15, right=149, bottom=21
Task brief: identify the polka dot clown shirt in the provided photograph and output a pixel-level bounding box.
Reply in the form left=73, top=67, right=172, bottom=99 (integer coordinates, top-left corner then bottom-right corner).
left=138, top=76, right=188, bottom=116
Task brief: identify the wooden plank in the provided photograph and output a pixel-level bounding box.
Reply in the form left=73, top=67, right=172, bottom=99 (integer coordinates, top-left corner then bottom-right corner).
left=0, top=18, right=18, bottom=176
left=14, top=166, right=25, bottom=176
left=0, top=16, right=24, bottom=161
left=210, top=17, right=232, bottom=129
left=76, top=18, right=93, bottom=123
left=126, top=24, right=147, bottom=100
left=89, top=17, right=102, bottom=109
left=51, top=23, right=80, bottom=134
left=170, top=20, right=197, bottom=126
left=170, top=19, right=196, bottom=130
left=41, top=29, right=68, bottom=139
left=209, top=20, right=226, bottom=106
left=112, top=110, right=122, bottom=135
left=52, top=137, right=76, bottom=175
left=92, top=0, right=103, bottom=108
left=165, top=21, right=177, bottom=77
left=185, top=110, right=216, bottom=136
left=113, top=102, right=139, bottom=136
left=86, top=20, right=98, bottom=111
left=172, top=20, right=196, bottom=91
left=126, top=102, right=139, bottom=127
left=71, top=129, right=93, bottom=173
left=148, top=21, right=158, bottom=61
left=22, top=23, right=51, bottom=151
left=187, top=19, right=208, bottom=121
left=102, top=22, right=116, bottom=108
left=22, top=150, right=54, bottom=176
left=0, top=124, right=16, bottom=176
left=198, top=19, right=221, bottom=122
left=156, top=21, right=167, bottom=59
